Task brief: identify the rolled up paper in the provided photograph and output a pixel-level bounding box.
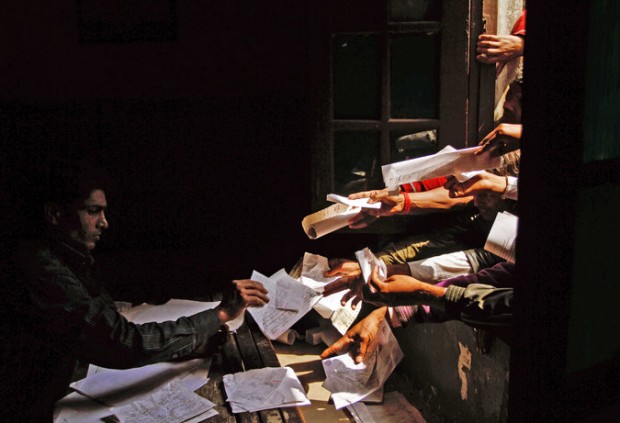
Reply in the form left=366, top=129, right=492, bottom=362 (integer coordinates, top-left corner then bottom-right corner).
left=275, top=329, right=300, bottom=345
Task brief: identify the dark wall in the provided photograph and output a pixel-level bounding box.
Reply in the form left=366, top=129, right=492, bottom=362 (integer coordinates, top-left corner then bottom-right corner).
left=0, top=2, right=329, bottom=299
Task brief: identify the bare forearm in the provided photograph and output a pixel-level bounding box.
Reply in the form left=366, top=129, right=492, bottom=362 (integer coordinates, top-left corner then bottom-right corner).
left=408, top=187, right=472, bottom=214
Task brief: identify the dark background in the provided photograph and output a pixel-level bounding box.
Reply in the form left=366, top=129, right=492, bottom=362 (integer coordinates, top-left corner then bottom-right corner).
left=0, top=1, right=371, bottom=301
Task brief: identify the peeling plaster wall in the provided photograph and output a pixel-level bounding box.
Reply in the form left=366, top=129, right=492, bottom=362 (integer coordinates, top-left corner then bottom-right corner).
left=394, top=321, right=510, bottom=422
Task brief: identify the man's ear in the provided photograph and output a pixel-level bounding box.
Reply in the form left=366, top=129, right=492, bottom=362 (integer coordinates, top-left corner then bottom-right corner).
left=44, top=202, right=63, bottom=226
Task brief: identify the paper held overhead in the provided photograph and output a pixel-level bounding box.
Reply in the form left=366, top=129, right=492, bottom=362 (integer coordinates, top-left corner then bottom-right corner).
left=381, top=146, right=502, bottom=190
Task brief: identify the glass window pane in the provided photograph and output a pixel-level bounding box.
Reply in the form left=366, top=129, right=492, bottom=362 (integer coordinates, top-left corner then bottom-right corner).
left=390, top=129, right=438, bottom=163
left=334, top=131, right=382, bottom=195
left=583, top=1, right=620, bottom=162
left=390, top=34, right=440, bottom=119
left=390, top=0, right=441, bottom=22
left=334, top=34, right=380, bottom=119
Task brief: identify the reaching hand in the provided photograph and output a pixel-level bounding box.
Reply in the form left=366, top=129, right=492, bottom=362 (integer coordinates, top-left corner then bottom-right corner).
left=476, top=34, right=524, bottom=76
left=362, top=268, right=446, bottom=308
left=320, top=306, right=387, bottom=363
left=322, top=258, right=365, bottom=309
left=216, top=279, right=269, bottom=324
left=347, top=189, right=406, bottom=228
left=474, top=123, right=521, bottom=157
left=443, top=173, right=508, bottom=198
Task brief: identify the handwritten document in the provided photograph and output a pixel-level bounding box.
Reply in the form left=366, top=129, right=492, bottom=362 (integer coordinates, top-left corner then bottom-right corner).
left=484, top=211, right=518, bottom=263
left=347, top=391, right=427, bottom=423
left=275, top=277, right=306, bottom=311
left=301, top=194, right=381, bottom=240
left=381, top=146, right=502, bottom=190
left=109, top=381, right=217, bottom=423
left=248, top=269, right=321, bottom=339
left=322, top=319, right=404, bottom=409
left=355, top=247, right=388, bottom=293
left=299, top=252, right=361, bottom=334
left=301, top=203, right=359, bottom=239
left=223, top=367, right=310, bottom=413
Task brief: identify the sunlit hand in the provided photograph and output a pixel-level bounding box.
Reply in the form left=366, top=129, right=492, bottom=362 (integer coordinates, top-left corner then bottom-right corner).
left=476, top=34, right=524, bottom=76
left=322, top=258, right=365, bottom=309
left=320, top=306, right=387, bottom=363
left=362, top=268, right=446, bottom=308
left=347, top=189, right=406, bottom=228
left=216, top=279, right=269, bottom=324
left=443, top=173, right=508, bottom=198
left=474, top=123, right=521, bottom=157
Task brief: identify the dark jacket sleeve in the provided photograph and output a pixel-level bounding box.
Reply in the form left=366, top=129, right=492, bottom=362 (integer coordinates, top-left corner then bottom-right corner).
left=12, top=244, right=224, bottom=369
left=442, top=261, right=516, bottom=327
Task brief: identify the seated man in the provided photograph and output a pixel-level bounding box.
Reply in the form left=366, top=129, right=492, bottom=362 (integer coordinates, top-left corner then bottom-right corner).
left=0, top=161, right=269, bottom=421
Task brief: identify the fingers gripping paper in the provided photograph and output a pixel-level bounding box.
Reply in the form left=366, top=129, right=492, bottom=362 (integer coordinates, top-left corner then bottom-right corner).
left=301, top=195, right=380, bottom=239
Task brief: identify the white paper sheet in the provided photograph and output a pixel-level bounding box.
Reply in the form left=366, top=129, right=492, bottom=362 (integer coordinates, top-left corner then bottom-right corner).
left=223, top=367, right=310, bottom=413
left=72, top=358, right=211, bottom=407
left=322, top=319, right=404, bottom=409
left=275, top=277, right=306, bottom=311
left=326, top=193, right=382, bottom=209
left=299, top=252, right=361, bottom=333
left=355, top=247, right=388, bottom=292
left=301, top=202, right=360, bottom=239
left=110, top=381, right=217, bottom=423
left=120, top=299, right=220, bottom=324
left=248, top=269, right=321, bottom=340
left=347, top=391, right=426, bottom=423
left=484, top=211, right=518, bottom=263
left=53, top=391, right=114, bottom=423
left=381, top=146, right=502, bottom=190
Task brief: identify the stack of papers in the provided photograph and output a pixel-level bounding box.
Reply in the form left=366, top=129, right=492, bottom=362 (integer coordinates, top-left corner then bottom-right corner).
left=54, top=300, right=219, bottom=423
left=108, top=381, right=217, bottom=423
left=223, top=367, right=310, bottom=413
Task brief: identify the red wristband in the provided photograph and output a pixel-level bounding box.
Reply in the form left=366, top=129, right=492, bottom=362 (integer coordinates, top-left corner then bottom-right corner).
left=402, top=193, right=411, bottom=214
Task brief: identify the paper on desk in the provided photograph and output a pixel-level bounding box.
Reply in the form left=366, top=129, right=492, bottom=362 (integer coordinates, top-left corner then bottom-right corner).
left=54, top=391, right=114, bottom=423
left=120, top=299, right=220, bottom=324
left=322, top=319, right=404, bottom=409
left=347, top=391, right=426, bottom=423
left=299, top=252, right=361, bottom=333
left=73, top=358, right=211, bottom=407
left=484, top=211, right=518, bottom=263
left=381, top=146, right=502, bottom=190
left=109, top=380, right=217, bottom=423
left=248, top=269, right=321, bottom=340
left=223, top=366, right=310, bottom=413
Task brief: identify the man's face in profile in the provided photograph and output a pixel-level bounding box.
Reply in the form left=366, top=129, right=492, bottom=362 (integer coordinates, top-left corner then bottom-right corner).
left=59, top=189, right=109, bottom=251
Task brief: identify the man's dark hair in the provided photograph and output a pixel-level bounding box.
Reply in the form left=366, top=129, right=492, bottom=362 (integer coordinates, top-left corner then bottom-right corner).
left=45, top=158, right=112, bottom=207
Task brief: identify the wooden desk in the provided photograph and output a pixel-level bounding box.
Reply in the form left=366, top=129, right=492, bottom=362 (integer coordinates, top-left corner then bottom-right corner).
left=195, top=312, right=306, bottom=423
